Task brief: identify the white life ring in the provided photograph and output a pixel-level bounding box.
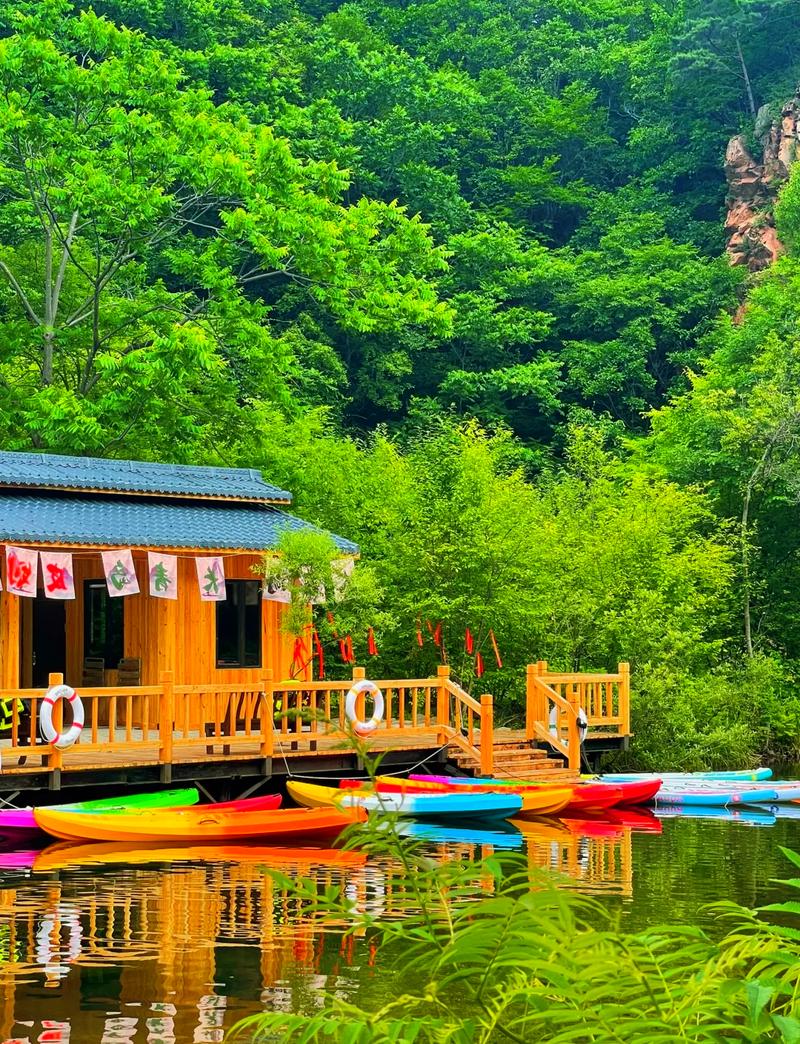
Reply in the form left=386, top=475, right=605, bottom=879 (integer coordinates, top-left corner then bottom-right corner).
left=549, top=704, right=588, bottom=743
left=345, top=680, right=384, bottom=736
left=40, top=684, right=84, bottom=749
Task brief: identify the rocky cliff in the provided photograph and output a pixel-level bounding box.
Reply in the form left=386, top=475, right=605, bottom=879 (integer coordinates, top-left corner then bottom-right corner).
left=725, top=94, right=800, bottom=271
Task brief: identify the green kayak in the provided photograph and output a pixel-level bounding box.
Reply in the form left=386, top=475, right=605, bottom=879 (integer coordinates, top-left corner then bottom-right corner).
left=0, top=788, right=200, bottom=834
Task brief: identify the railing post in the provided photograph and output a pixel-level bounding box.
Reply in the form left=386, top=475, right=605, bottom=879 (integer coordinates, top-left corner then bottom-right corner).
left=619, top=661, right=630, bottom=734
left=260, top=669, right=274, bottom=769
left=436, top=664, right=450, bottom=744
left=480, top=693, right=494, bottom=775
left=47, top=672, right=64, bottom=784
left=525, top=663, right=537, bottom=741
left=566, top=684, right=580, bottom=774
left=159, top=671, right=174, bottom=772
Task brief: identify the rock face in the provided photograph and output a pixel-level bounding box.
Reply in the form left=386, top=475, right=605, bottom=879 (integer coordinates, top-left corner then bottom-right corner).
left=724, top=95, right=800, bottom=271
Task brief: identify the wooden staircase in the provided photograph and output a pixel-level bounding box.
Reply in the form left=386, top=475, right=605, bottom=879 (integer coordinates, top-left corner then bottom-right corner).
left=448, top=734, right=576, bottom=781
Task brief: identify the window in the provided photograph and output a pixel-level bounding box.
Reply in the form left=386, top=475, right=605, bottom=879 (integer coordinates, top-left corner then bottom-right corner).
left=216, top=580, right=262, bottom=668
left=83, top=581, right=124, bottom=665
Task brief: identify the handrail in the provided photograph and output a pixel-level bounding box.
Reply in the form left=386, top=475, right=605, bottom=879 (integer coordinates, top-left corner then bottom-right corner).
left=0, top=666, right=495, bottom=778
left=525, top=660, right=631, bottom=772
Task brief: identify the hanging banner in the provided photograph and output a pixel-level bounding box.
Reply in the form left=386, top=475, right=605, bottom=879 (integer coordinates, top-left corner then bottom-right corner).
left=196, top=556, right=226, bottom=601
left=40, top=551, right=75, bottom=600
left=263, top=581, right=291, bottom=604
left=465, top=627, right=474, bottom=655
left=5, top=545, right=37, bottom=597
left=368, top=627, right=379, bottom=656
left=148, top=551, right=177, bottom=600
left=101, top=550, right=139, bottom=597
left=489, top=629, right=503, bottom=669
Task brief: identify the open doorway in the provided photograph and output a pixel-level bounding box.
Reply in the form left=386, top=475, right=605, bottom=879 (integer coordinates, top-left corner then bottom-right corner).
left=31, top=594, right=66, bottom=689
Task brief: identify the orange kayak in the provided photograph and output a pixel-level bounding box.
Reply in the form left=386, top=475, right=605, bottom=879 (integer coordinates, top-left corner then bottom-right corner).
left=34, top=805, right=366, bottom=843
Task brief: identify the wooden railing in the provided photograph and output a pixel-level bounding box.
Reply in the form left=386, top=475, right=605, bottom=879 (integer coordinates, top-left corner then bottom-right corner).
left=525, top=661, right=631, bottom=772
left=0, top=665, right=494, bottom=777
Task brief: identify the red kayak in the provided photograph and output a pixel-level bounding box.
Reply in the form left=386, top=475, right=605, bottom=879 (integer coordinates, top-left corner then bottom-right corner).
left=565, top=784, right=624, bottom=813
left=608, top=779, right=662, bottom=806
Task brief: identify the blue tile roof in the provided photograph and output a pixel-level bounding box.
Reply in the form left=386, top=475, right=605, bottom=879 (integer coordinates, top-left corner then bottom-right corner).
left=0, top=493, right=358, bottom=555
left=0, top=451, right=292, bottom=503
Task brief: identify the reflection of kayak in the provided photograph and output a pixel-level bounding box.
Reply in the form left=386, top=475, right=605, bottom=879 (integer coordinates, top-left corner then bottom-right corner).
left=288, top=781, right=522, bottom=821
left=34, top=805, right=365, bottom=843
left=750, top=803, right=800, bottom=819
left=0, top=849, right=40, bottom=870
left=33, top=840, right=367, bottom=873
left=654, top=806, right=776, bottom=825
left=398, top=821, right=524, bottom=849
left=560, top=816, right=625, bottom=838
left=0, top=787, right=201, bottom=834
left=563, top=808, right=662, bottom=834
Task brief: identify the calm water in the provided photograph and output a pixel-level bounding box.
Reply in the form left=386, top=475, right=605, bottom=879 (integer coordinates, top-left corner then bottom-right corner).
left=1, top=809, right=799, bottom=1043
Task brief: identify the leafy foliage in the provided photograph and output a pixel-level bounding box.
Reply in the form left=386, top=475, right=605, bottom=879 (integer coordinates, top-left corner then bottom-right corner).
left=230, top=817, right=800, bottom=1042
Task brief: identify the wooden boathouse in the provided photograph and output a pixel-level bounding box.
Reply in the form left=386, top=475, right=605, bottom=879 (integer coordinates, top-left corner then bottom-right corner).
left=0, top=451, right=631, bottom=795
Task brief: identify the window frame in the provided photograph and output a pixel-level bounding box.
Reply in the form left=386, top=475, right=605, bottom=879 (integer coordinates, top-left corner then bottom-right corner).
left=215, top=579, right=263, bottom=670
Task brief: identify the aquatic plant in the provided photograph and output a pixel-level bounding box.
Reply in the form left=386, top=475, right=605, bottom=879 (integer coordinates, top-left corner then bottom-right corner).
left=230, top=822, right=800, bottom=1043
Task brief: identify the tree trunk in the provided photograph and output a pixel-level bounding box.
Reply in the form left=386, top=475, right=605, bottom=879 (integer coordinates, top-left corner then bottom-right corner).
left=735, top=35, right=757, bottom=117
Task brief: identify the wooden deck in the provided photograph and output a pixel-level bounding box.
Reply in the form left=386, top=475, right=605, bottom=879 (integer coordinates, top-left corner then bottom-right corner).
left=0, top=662, right=631, bottom=794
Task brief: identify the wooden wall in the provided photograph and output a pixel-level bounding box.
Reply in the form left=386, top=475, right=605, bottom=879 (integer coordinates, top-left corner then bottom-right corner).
left=0, top=548, right=296, bottom=691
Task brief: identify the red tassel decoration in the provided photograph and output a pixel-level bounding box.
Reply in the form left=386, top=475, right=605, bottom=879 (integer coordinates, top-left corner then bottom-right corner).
left=368, top=627, right=378, bottom=656
left=313, top=629, right=325, bottom=679
left=465, top=627, right=474, bottom=655
left=476, top=651, right=485, bottom=678
left=433, top=622, right=442, bottom=647
left=489, top=629, right=503, bottom=669
left=345, top=635, right=355, bottom=664
left=338, top=638, right=348, bottom=662
left=416, top=626, right=424, bottom=647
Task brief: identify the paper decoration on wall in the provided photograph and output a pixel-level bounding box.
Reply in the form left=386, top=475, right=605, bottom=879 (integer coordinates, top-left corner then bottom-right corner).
left=148, top=552, right=177, bottom=600
left=196, top=556, right=226, bottom=601
left=40, top=551, right=75, bottom=600
left=263, top=581, right=291, bottom=604
left=101, top=550, right=139, bottom=597
left=5, top=545, right=38, bottom=597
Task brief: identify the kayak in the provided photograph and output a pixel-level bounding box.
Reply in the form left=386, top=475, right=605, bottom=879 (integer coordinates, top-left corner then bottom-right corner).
left=0, top=786, right=200, bottom=833
left=33, top=841, right=368, bottom=873
left=55, top=794, right=284, bottom=820
left=654, top=781, right=800, bottom=802
left=410, top=774, right=629, bottom=812
left=287, top=781, right=522, bottom=821
left=33, top=805, right=365, bottom=843
left=346, top=776, right=573, bottom=816
left=655, top=788, right=778, bottom=807
left=602, top=768, right=772, bottom=782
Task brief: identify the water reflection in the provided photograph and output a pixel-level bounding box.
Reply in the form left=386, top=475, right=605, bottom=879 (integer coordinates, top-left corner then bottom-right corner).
left=0, top=809, right=794, bottom=1042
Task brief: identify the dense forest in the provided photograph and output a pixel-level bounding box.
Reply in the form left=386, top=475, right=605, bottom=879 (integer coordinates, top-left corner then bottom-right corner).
left=2, top=0, right=800, bottom=767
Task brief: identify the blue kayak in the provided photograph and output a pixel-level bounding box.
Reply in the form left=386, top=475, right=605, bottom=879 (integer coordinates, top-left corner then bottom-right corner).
left=655, top=788, right=777, bottom=807
left=603, top=768, right=772, bottom=783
